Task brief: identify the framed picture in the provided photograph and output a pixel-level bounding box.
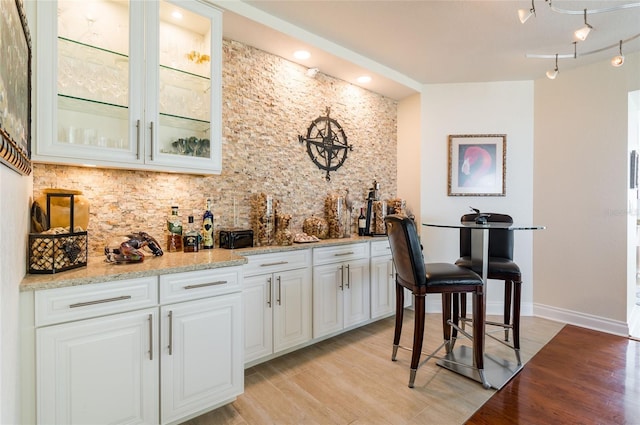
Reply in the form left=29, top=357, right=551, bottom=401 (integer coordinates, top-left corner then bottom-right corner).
left=0, top=0, right=32, bottom=176
left=448, top=134, right=506, bottom=196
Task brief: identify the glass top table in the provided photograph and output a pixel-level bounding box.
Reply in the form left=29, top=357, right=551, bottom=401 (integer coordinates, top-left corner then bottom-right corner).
left=422, top=220, right=545, bottom=389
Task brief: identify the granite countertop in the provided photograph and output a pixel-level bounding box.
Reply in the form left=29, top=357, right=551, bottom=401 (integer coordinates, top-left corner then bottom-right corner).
left=20, top=236, right=379, bottom=292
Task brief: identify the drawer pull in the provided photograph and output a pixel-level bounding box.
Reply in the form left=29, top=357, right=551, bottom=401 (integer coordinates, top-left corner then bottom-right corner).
left=260, top=261, right=289, bottom=267
left=334, top=251, right=355, bottom=257
left=69, top=295, right=132, bottom=308
left=184, top=281, right=227, bottom=289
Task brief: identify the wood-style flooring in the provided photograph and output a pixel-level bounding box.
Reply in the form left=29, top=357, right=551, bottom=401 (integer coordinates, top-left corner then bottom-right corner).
left=466, top=324, right=640, bottom=425
left=184, top=312, right=571, bottom=424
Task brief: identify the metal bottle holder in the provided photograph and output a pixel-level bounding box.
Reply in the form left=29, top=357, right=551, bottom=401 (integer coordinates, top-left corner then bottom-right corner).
left=28, top=193, right=88, bottom=274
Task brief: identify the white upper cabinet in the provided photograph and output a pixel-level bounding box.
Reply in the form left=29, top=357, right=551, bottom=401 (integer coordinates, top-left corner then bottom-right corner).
left=35, top=0, right=222, bottom=175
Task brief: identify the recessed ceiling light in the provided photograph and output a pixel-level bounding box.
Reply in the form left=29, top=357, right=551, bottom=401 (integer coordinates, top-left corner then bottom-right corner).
left=356, top=75, right=372, bottom=84
left=294, top=50, right=311, bottom=60
left=172, top=11, right=183, bottom=20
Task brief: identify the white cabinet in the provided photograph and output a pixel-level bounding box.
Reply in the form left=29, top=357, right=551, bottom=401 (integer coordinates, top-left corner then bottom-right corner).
left=312, top=243, right=370, bottom=338
left=35, top=278, right=159, bottom=425
left=370, top=239, right=411, bottom=319
left=35, top=0, right=222, bottom=174
left=242, top=250, right=312, bottom=364
left=31, top=267, right=243, bottom=425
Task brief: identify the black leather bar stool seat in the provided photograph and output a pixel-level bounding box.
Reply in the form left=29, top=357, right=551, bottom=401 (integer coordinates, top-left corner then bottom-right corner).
left=384, top=215, right=489, bottom=388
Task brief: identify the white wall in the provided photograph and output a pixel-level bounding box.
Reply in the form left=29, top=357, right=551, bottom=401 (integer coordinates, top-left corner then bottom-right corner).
left=533, top=53, right=640, bottom=335
left=397, top=93, right=422, bottom=221
left=0, top=167, right=32, bottom=424
left=420, top=81, right=535, bottom=314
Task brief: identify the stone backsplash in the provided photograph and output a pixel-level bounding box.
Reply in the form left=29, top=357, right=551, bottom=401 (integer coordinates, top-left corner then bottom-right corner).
left=33, top=39, right=398, bottom=256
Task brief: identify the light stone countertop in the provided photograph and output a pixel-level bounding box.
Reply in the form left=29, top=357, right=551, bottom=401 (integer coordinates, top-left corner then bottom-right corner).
left=20, top=236, right=381, bottom=292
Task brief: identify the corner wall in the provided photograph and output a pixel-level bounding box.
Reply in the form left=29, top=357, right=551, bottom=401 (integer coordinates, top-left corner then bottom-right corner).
left=533, top=52, right=640, bottom=334
left=420, top=81, right=535, bottom=314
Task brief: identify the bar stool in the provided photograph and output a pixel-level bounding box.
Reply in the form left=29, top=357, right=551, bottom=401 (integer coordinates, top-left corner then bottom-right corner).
left=384, top=215, right=489, bottom=389
left=455, top=213, right=523, bottom=364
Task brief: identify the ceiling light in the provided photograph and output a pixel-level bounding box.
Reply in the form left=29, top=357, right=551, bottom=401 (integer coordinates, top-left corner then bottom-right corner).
left=574, top=9, right=592, bottom=41
left=611, top=40, right=624, bottom=67
left=171, top=10, right=183, bottom=20
left=546, top=54, right=559, bottom=79
left=306, top=67, right=319, bottom=78
left=294, top=50, right=311, bottom=60
left=518, top=0, right=536, bottom=23
left=356, top=75, right=372, bottom=84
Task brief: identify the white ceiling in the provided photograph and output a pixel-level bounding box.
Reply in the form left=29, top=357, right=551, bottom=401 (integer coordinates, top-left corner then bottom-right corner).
left=217, top=1, right=640, bottom=100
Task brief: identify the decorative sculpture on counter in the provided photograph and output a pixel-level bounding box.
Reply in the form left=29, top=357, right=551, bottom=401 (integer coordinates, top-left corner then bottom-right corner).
left=298, top=107, right=352, bottom=181
left=104, top=232, right=164, bottom=263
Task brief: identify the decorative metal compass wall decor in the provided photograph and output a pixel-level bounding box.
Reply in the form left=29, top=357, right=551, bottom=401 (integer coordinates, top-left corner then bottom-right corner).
left=298, top=107, right=353, bottom=181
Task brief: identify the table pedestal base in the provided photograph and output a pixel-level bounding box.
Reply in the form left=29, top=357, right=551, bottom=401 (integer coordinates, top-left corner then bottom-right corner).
left=436, top=345, right=523, bottom=390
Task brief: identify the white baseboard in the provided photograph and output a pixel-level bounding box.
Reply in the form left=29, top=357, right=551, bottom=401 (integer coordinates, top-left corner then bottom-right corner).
left=533, top=303, right=629, bottom=336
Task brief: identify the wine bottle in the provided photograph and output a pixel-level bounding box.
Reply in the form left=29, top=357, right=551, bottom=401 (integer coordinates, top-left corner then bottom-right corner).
left=202, top=198, right=214, bottom=249
left=183, top=216, right=200, bottom=252
left=166, top=206, right=182, bottom=252
left=358, top=208, right=367, bottom=236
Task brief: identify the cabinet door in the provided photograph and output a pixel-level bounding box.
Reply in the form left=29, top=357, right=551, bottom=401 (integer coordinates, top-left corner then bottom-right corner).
left=370, top=255, right=395, bottom=319
left=37, top=308, right=158, bottom=425
left=273, top=268, right=312, bottom=353
left=312, top=263, right=344, bottom=338
left=243, top=274, right=273, bottom=363
left=146, top=0, right=222, bottom=174
left=160, top=293, right=242, bottom=424
left=343, top=258, right=370, bottom=328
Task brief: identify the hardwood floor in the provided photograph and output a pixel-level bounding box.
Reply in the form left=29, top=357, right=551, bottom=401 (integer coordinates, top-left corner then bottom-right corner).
left=184, top=312, right=567, bottom=424
left=466, top=325, right=640, bottom=425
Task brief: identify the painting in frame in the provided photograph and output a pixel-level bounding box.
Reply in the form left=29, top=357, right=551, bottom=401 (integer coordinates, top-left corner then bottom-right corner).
left=448, top=134, right=506, bottom=196
left=0, top=0, right=32, bottom=176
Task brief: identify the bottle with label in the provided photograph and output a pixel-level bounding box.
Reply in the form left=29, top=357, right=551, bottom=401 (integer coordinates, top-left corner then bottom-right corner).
left=166, top=206, right=183, bottom=252
left=358, top=207, right=367, bottom=236
left=183, top=216, right=200, bottom=252
left=202, top=198, right=214, bottom=249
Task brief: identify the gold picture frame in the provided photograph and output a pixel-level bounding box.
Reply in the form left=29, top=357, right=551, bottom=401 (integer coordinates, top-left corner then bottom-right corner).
left=0, top=0, right=32, bottom=176
left=448, top=134, right=506, bottom=196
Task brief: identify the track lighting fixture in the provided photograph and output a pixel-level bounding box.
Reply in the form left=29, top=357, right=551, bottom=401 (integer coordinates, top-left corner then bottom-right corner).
left=574, top=9, right=592, bottom=41
left=546, top=54, right=558, bottom=80
left=611, top=40, right=624, bottom=67
left=518, top=0, right=536, bottom=24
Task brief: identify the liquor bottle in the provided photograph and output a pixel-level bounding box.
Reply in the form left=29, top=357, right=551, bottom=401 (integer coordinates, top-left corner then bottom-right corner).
left=166, top=206, right=183, bottom=252
left=183, top=216, right=200, bottom=252
left=202, top=198, right=214, bottom=249
left=358, top=208, right=367, bottom=236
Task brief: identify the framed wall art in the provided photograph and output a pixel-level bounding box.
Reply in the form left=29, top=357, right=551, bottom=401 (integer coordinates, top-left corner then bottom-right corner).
left=0, top=0, right=32, bottom=176
left=448, top=134, right=506, bottom=196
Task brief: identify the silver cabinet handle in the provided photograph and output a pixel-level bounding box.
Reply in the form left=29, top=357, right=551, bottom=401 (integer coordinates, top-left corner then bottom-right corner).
left=339, top=265, right=344, bottom=291
left=184, top=281, right=227, bottom=289
left=69, top=295, right=131, bottom=308
left=135, top=120, right=141, bottom=160
left=168, top=310, right=173, bottom=356
left=149, top=121, right=155, bottom=161
left=148, top=313, right=153, bottom=361
left=389, top=260, right=394, bottom=278
left=276, top=276, right=282, bottom=305
left=267, top=277, right=272, bottom=307
left=260, top=261, right=288, bottom=267
left=346, top=264, right=351, bottom=288
left=334, top=251, right=354, bottom=257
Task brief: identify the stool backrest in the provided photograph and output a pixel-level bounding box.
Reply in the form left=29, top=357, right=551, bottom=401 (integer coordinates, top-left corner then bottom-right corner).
left=385, top=215, right=425, bottom=290
left=459, top=213, right=514, bottom=260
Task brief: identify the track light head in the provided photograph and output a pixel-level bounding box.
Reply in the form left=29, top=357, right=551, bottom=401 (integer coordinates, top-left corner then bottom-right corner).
left=574, top=9, right=593, bottom=41
left=611, top=40, right=625, bottom=67
left=518, top=0, right=536, bottom=23
left=546, top=54, right=559, bottom=79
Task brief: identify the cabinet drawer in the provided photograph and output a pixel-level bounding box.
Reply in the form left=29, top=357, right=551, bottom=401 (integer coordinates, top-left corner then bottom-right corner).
left=35, top=277, right=158, bottom=326
left=244, top=249, right=311, bottom=277
left=159, top=267, right=241, bottom=304
left=313, top=243, right=369, bottom=266
left=370, top=239, right=391, bottom=257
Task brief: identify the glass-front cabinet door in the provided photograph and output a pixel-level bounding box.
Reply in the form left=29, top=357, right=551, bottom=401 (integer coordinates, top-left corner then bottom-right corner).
left=35, top=0, right=222, bottom=175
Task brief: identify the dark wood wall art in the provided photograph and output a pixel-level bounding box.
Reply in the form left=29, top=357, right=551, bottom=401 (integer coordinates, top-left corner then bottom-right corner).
left=0, top=0, right=32, bottom=176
